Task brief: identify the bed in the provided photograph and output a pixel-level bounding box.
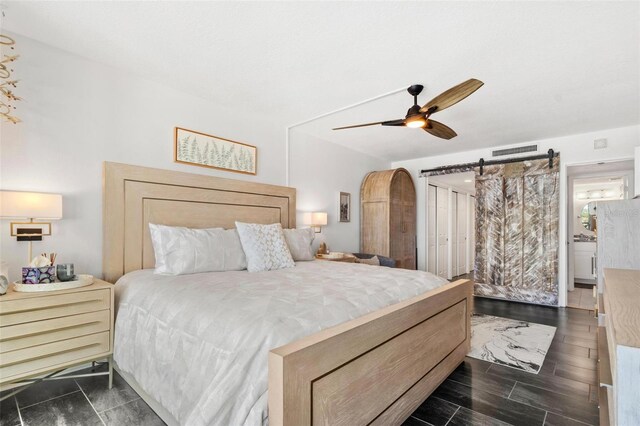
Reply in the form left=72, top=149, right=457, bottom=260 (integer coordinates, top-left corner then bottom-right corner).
left=103, top=162, right=472, bottom=426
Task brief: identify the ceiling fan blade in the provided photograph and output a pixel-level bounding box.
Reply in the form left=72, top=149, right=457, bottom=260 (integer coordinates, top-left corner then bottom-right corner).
left=333, top=118, right=406, bottom=130
left=424, top=119, right=457, bottom=140
left=419, top=78, right=484, bottom=114
left=381, top=119, right=406, bottom=126
left=333, top=121, right=384, bottom=130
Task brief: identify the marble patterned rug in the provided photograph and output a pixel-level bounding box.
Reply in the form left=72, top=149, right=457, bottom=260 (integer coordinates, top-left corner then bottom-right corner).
left=469, top=314, right=556, bottom=374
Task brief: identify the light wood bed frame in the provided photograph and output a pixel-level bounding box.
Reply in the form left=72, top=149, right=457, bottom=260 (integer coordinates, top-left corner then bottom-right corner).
left=103, top=162, right=472, bottom=426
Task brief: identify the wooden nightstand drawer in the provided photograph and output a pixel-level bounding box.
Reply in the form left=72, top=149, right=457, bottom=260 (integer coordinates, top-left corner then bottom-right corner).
left=0, top=288, right=110, bottom=327
left=0, top=331, right=110, bottom=383
left=0, top=310, right=110, bottom=353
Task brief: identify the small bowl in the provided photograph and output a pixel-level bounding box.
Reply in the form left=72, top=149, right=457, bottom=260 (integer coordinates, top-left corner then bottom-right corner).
left=21, top=266, right=56, bottom=284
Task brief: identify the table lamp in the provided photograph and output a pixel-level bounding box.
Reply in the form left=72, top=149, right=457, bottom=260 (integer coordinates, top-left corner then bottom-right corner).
left=0, top=191, right=63, bottom=263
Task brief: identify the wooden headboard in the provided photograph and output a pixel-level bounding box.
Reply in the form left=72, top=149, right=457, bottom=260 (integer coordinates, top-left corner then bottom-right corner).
left=102, top=162, right=296, bottom=283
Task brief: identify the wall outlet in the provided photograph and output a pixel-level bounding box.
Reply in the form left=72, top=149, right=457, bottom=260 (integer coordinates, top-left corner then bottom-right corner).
left=594, top=138, right=608, bottom=150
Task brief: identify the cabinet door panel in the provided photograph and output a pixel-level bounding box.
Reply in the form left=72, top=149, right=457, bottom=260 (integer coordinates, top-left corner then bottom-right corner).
left=574, top=252, right=595, bottom=280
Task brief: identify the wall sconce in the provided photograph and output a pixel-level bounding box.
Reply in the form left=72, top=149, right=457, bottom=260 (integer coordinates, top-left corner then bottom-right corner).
left=0, top=191, right=63, bottom=262
left=303, top=211, right=328, bottom=233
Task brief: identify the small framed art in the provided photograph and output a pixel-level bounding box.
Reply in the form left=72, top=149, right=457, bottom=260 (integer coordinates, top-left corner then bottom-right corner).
left=339, top=192, right=351, bottom=222
left=174, top=127, right=257, bottom=175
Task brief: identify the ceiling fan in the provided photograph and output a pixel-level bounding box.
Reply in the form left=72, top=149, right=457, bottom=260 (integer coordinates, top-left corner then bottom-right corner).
left=332, top=78, right=484, bottom=140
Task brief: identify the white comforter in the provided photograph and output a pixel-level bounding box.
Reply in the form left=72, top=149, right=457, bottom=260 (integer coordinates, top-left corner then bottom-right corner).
left=113, top=260, right=447, bottom=426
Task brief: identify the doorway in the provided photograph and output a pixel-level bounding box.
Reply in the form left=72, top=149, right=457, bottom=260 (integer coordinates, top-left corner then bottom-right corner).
left=426, top=172, right=476, bottom=281
left=566, top=160, right=634, bottom=310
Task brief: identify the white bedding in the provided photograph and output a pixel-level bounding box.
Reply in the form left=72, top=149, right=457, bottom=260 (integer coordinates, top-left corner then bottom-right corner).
left=113, top=260, right=447, bottom=426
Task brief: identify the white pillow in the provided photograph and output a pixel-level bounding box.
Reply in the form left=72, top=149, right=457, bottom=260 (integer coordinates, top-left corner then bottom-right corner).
left=149, top=224, right=247, bottom=275
left=235, top=222, right=295, bottom=272
left=283, top=228, right=315, bottom=261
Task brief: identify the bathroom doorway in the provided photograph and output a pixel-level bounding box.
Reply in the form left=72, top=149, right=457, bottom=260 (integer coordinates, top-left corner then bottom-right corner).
left=566, top=160, right=634, bottom=310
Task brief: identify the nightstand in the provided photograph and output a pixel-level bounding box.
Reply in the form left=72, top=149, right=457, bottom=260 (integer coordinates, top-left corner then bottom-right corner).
left=315, top=253, right=357, bottom=263
left=0, top=279, right=114, bottom=395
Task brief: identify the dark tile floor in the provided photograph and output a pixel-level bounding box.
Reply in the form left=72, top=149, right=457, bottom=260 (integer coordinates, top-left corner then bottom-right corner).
left=0, top=364, right=165, bottom=426
left=404, top=297, right=600, bottom=426
left=1, top=297, right=598, bottom=426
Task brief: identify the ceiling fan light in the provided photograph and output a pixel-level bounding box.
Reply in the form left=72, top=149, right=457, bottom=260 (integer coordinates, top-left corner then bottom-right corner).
left=406, top=118, right=425, bottom=128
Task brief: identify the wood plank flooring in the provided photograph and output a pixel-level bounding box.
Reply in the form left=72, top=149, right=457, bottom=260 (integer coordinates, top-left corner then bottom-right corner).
left=0, top=296, right=599, bottom=426
left=405, top=297, right=600, bottom=426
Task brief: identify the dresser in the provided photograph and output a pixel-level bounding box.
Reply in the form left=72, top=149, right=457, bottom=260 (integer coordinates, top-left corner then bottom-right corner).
left=360, top=168, right=416, bottom=270
left=597, top=268, right=640, bottom=426
left=0, top=280, right=114, bottom=390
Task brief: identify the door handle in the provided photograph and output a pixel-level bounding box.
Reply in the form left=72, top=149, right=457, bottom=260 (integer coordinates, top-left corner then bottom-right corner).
left=591, top=257, right=594, bottom=275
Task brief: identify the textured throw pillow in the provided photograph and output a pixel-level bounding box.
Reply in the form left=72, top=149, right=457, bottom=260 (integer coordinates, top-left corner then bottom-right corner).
left=356, top=255, right=381, bottom=266
left=235, top=222, right=295, bottom=272
left=149, top=224, right=247, bottom=275
left=283, top=227, right=315, bottom=261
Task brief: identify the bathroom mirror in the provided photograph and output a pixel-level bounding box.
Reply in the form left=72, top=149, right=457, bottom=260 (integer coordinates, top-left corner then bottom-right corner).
left=580, top=202, right=597, bottom=232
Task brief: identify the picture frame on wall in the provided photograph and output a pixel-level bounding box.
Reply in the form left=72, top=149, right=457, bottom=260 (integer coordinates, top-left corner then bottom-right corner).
left=174, top=127, right=257, bottom=175
left=339, top=192, right=351, bottom=222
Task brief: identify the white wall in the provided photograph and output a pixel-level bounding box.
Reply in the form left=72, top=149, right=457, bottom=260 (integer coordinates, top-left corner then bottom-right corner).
left=393, top=124, right=640, bottom=306
left=289, top=128, right=390, bottom=253
left=0, top=34, right=379, bottom=280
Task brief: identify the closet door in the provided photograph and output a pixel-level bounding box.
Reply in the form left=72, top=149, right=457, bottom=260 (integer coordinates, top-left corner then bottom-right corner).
left=427, top=185, right=437, bottom=274
left=436, top=187, right=449, bottom=279
left=469, top=196, right=476, bottom=274
left=457, top=194, right=468, bottom=276
left=451, top=193, right=458, bottom=277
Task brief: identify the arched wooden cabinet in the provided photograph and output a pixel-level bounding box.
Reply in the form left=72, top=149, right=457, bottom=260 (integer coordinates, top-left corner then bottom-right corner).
left=360, top=168, right=417, bottom=270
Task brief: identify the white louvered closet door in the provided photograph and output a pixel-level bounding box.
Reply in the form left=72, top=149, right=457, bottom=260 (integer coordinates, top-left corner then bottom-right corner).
left=451, top=193, right=458, bottom=277
left=469, top=196, right=476, bottom=274
left=436, top=187, right=449, bottom=279
left=457, top=194, right=468, bottom=276
left=427, top=185, right=437, bottom=275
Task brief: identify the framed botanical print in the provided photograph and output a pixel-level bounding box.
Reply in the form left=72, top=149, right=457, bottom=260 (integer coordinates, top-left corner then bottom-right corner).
left=339, top=192, right=351, bottom=222
left=174, top=127, right=257, bottom=175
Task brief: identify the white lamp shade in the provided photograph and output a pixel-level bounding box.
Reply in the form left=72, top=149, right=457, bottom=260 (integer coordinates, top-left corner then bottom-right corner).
left=0, top=191, right=63, bottom=219
left=302, top=211, right=328, bottom=226
left=311, top=212, right=328, bottom=226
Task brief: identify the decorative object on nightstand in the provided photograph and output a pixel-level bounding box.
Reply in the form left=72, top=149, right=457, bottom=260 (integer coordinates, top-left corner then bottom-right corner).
left=0, top=275, right=7, bottom=296
left=56, top=263, right=75, bottom=281
left=21, top=254, right=55, bottom=284
left=0, top=261, right=7, bottom=295
left=317, top=241, right=328, bottom=255
left=0, top=278, right=115, bottom=399
left=303, top=211, right=327, bottom=233
left=316, top=252, right=357, bottom=263
left=0, top=191, right=63, bottom=263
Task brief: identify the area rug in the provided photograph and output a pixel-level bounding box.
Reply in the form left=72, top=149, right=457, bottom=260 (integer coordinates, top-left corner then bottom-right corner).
left=469, top=314, right=556, bottom=374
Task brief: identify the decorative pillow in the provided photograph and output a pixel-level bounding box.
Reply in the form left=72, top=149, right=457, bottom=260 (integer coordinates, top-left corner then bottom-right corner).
left=283, top=227, right=315, bottom=261
left=356, top=255, right=380, bottom=266
left=149, top=224, right=247, bottom=275
left=235, top=222, right=295, bottom=272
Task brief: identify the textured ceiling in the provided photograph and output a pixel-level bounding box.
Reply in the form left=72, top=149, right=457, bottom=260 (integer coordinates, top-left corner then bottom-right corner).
left=3, top=1, right=639, bottom=161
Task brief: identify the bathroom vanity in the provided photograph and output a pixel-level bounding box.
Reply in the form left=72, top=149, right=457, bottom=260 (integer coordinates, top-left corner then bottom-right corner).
left=574, top=240, right=597, bottom=284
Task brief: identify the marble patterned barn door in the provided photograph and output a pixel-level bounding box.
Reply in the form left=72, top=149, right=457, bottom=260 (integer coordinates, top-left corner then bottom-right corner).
left=474, top=158, right=559, bottom=305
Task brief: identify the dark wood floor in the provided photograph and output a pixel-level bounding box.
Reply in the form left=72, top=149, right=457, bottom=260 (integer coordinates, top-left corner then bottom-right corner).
left=1, top=297, right=598, bottom=426
left=405, top=297, right=599, bottom=426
